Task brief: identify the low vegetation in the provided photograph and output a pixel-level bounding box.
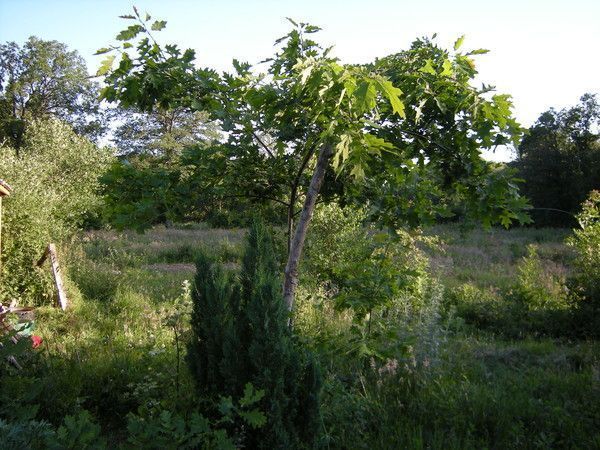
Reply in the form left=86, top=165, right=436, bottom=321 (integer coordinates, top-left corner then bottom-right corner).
left=2, top=203, right=599, bottom=447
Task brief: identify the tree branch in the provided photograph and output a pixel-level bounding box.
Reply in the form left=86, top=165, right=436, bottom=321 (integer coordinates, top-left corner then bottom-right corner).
left=222, top=193, right=290, bottom=208
left=529, top=207, right=577, bottom=220
left=396, top=128, right=454, bottom=154
left=251, top=130, right=275, bottom=158
left=292, top=199, right=326, bottom=218
left=290, top=144, right=316, bottom=197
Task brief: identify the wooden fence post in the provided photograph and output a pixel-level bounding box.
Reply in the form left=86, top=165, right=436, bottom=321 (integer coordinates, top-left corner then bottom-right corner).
left=0, top=179, right=13, bottom=282
left=37, top=244, right=68, bottom=310
left=0, top=196, right=2, bottom=279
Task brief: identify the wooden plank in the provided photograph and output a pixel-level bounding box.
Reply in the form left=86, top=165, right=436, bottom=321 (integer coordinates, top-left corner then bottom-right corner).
left=0, top=179, right=11, bottom=197
left=0, top=196, right=2, bottom=278
left=39, top=244, right=68, bottom=310
left=47, top=244, right=68, bottom=310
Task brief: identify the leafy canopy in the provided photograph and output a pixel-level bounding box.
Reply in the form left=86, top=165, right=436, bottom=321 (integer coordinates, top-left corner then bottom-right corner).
left=98, top=9, right=530, bottom=229
left=0, top=36, right=106, bottom=146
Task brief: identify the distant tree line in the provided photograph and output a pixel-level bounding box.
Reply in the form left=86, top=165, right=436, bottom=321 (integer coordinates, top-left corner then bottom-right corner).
left=512, top=94, right=600, bottom=226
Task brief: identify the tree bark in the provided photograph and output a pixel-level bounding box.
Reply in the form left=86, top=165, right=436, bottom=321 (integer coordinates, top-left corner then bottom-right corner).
left=283, top=143, right=332, bottom=312
left=286, top=209, right=294, bottom=255
left=286, top=145, right=317, bottom=254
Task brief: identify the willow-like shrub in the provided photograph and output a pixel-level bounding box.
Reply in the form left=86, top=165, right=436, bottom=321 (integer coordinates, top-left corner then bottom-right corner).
left=0, top=119, right=112, bottom=304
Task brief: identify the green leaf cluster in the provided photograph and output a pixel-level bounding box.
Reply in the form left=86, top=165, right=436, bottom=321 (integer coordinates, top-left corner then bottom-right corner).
left=126, top=393, right=261, bottom=450
left=0, top=411, right=105, bottom=450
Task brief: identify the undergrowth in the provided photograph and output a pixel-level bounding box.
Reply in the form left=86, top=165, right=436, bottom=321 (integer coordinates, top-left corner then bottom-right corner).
left=1, top=215, right=599, bottom=448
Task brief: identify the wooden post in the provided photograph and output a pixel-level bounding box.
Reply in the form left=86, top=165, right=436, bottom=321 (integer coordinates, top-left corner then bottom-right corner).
left=0, top=196, right=3, bottom=279
left=0, top=180, right=13, bottom=284
left=37, top=244, right=68, bottom=310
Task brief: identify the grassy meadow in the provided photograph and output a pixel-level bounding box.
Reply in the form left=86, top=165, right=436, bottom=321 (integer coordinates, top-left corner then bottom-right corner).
left=3, top=222, right=597, bottom=448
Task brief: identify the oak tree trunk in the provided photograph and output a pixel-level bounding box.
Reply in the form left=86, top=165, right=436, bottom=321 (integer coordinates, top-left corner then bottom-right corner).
left=283, top=143, right=332, bottom=312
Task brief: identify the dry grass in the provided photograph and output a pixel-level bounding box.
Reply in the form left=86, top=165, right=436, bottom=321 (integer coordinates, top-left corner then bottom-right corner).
left=425, top=224, right=575, bottom=289
left=142, top=263, right=196, bottom=273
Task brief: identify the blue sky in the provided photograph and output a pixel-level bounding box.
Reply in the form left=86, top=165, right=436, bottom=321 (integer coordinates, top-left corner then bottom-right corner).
left=1, top=0, right=599, bottom=160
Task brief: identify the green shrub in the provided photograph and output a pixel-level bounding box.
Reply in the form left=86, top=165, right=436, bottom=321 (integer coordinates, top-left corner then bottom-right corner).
left=513, top=245, right=568, bottom=312
left=187, top=221, right=321, bottom=449
left=567, top=190, right=600, bottom=336
left=0, top=119, right=112, bottom=304
left=303, top=203, right=368, bottom=285
left=304, top=203, right=434, bottom=359
left=509, top=244, right=572, bottom=336
left=126, top=384, right=266, bottom=450
left=0, top=411, right=105, bottom=450
left=305, top=203, right=431, bottom=315
left=448, top=244, right=573, bottom=337
left=334, top=229, right=430, bottom=319
left=449, top=283, right=508, bottom=331
left=568, top=191, right=600, bottom=299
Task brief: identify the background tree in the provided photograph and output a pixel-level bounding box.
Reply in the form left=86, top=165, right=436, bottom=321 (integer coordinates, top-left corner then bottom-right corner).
left=101, top=105, right=223, bottom=229
left=99, top=11, right=530, bottom=312
left=110, top=107, right=220, bottom=157
left=513, top=93, right=600, bottom=226
left=0, top=36, right=106, bottom=148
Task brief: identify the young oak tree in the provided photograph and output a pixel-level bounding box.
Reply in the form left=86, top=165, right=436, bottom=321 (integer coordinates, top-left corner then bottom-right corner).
left=98, top=10, right=530, bottom=312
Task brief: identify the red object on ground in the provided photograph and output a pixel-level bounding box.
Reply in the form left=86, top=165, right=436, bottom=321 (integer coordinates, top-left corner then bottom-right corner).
left=31, top=335, right=43, bottom=349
